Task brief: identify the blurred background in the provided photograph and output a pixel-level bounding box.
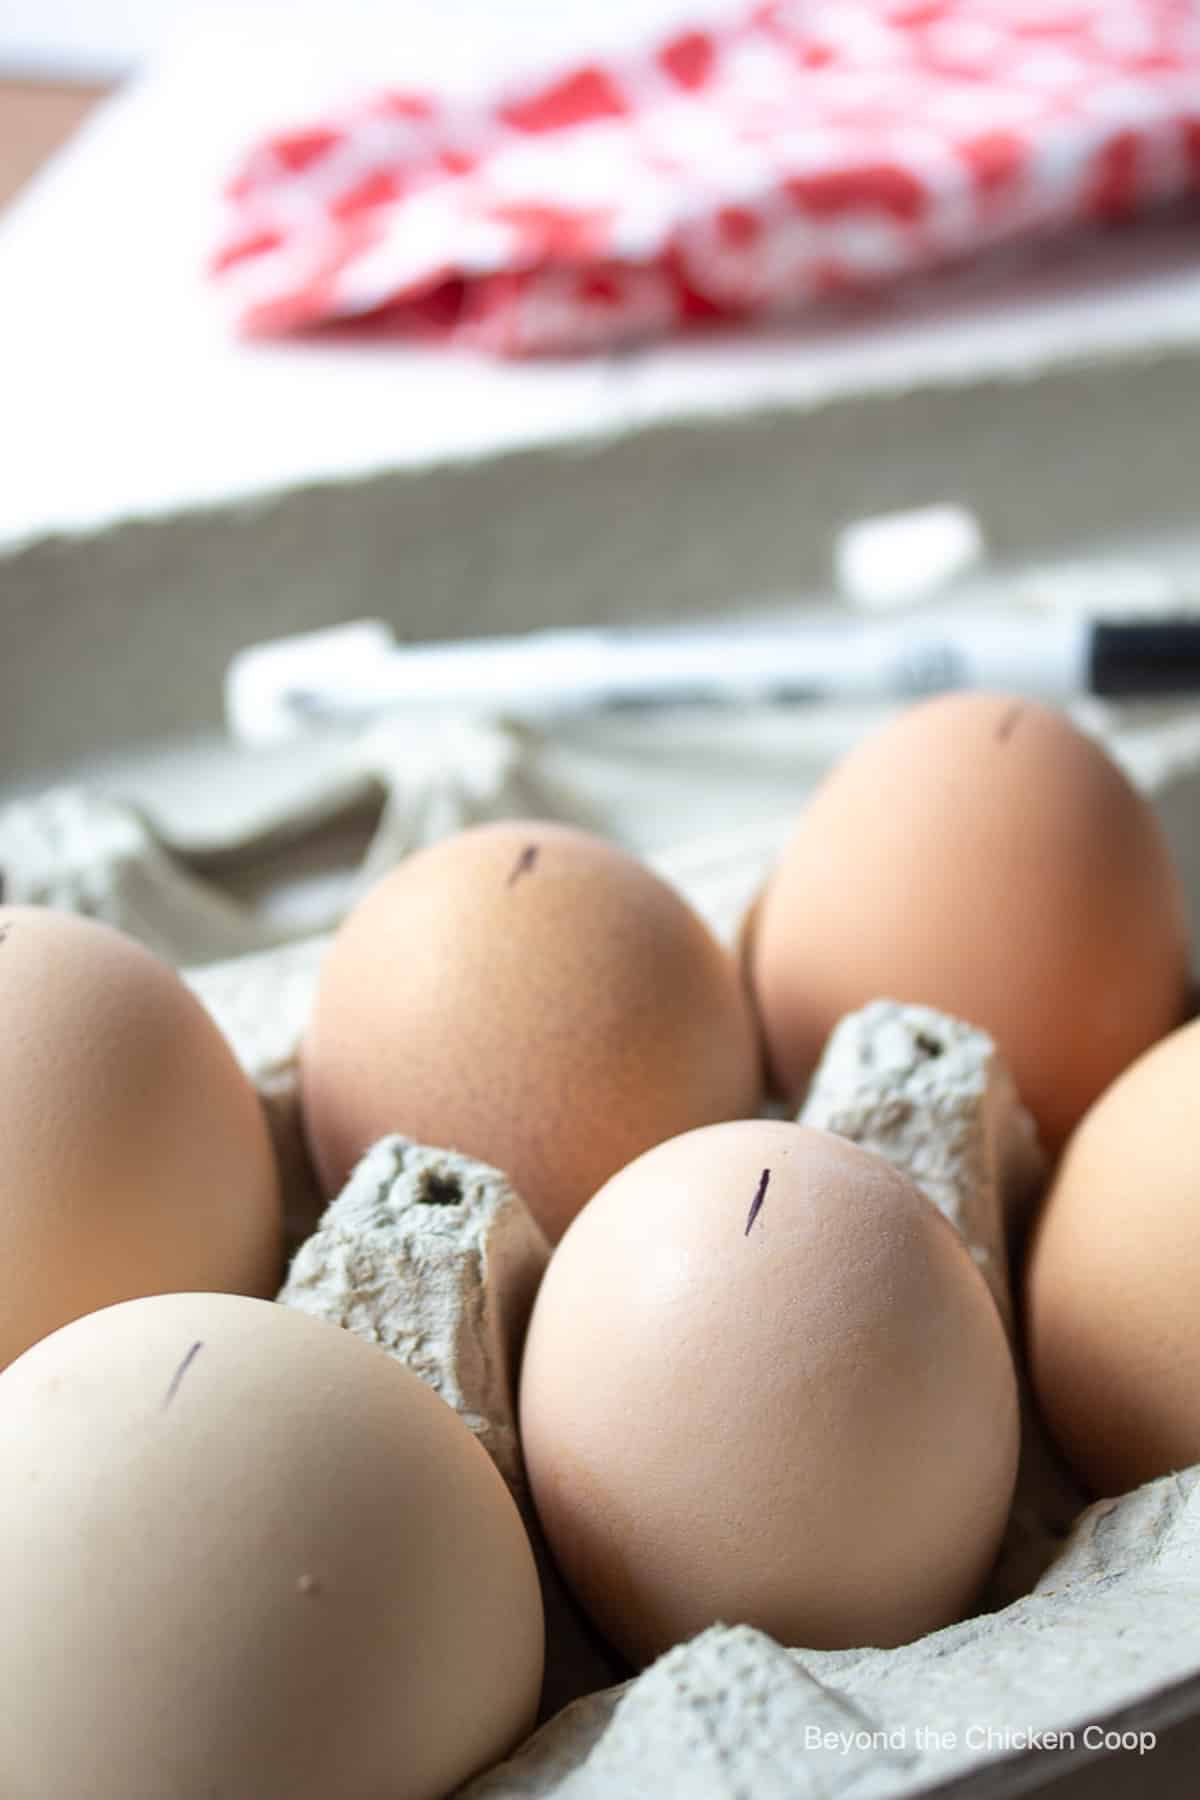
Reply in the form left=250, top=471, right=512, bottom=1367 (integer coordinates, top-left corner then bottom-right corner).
left=3, top=0, right=1200, bottom=940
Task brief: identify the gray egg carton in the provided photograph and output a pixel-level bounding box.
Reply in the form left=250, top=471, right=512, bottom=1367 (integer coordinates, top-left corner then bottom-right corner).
left=186, top=937, right=1200, bottom=1800
left=7, top=698, right=1200, bottom=1795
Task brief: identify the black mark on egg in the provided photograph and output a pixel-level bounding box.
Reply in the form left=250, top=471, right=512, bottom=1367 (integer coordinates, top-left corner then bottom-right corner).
left=745, top=1168, right=770, bottom=1237
left=163, top=1340, right=204, bottom=1411
left=507, top=844, right=539, bottom=889
left=995, top=704, right=1023, bottom=744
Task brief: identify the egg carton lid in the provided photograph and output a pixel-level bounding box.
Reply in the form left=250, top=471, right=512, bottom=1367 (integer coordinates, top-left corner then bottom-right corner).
left=6, top=2, right=1200, bottom=789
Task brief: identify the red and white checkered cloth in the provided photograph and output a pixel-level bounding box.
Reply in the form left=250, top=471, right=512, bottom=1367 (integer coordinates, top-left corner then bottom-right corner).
left=213, top=0, right=1200, bottom=355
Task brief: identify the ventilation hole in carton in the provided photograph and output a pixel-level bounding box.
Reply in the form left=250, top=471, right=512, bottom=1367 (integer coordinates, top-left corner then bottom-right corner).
left=418, top=1169, right=463, bottom=1207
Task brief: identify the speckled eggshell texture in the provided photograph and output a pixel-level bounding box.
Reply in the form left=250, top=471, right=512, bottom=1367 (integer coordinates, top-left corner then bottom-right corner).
left=0, top=1293, right=544, bottom=1800
left=1027, top=1018, right=1200, bottom=1498
left=749, top=695, right=1191, bottom=1150
left=301, top=821, right=762, bottom=1242
left=519, top=1120, right=1019, bottom=1668
left=0, top=906, right=281, bottom=1370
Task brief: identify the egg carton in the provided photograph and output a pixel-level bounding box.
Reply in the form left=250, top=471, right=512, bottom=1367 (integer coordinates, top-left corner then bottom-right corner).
left=8, top=704, right=1200, bottom=1794
left=185, top=931, right=1200, bottom=1800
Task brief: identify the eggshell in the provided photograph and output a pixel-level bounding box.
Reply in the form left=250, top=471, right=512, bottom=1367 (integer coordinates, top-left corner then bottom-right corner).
left=749, top=695, right=1190, bottom=1149
left=0, top=1292, right=543, bottom=1800
left=0, top=906, right=281, bottom=1370
left=519, top=1120, right=1018, bottom=1666
left=301, top=821, right=762, bottom=1241
left=1026, top=1018, right=1200, bottom=1496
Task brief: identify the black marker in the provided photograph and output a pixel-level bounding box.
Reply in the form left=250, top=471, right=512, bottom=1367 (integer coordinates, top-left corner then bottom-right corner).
left=229, top=611, right=1200, bottom=744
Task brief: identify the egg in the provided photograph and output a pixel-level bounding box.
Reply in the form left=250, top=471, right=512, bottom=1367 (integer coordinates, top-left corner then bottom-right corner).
left=301, top=821, right=762, bottom=1241
left=0, top=906, right=281, bottom=1370
left=749, top=694, right=1190, bottom=1149
left=0, top=1292, right=543, bottom=1799
left=519, top=1120, right=1018, bottom=1665
left=1026, top=1018, right=1200, bottom=1496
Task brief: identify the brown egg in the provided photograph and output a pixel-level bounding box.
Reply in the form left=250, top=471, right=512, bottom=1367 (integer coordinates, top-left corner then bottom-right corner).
left=1026, top=1018, right=1200, bottom=1496
left=749, top=695, right=1190, bottom=1149
left=520, top=1120, right=1018, bottom=1665
left=301, top=821, right=762, bottom=1241
left=0, top=1293, right=543, bottom=1799
left=0, top=907, right=281, bottom=1370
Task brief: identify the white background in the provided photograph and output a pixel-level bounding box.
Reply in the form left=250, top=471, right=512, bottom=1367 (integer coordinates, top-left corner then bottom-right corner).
left=0, top=0, right=733, bottom=82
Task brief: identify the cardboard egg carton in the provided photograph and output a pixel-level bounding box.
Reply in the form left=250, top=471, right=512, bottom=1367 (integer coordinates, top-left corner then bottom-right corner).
left=184, top=927, right=1200, bottom=1799
left=5, top=690, right=1200, bottom=1790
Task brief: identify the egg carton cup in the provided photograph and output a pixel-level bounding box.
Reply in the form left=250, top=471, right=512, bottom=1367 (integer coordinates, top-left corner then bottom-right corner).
left=184, top=918, right=1200, bottom=1799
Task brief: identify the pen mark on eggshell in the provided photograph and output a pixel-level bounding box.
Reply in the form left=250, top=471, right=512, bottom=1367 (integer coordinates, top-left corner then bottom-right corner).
left=745, top=1168, right=770, bottom=1237
left=506, top=844, right=539, bottom=888
left=995, top=704, right=1024, bottom=744
left=162, top=1340, right=204, bottom=1411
